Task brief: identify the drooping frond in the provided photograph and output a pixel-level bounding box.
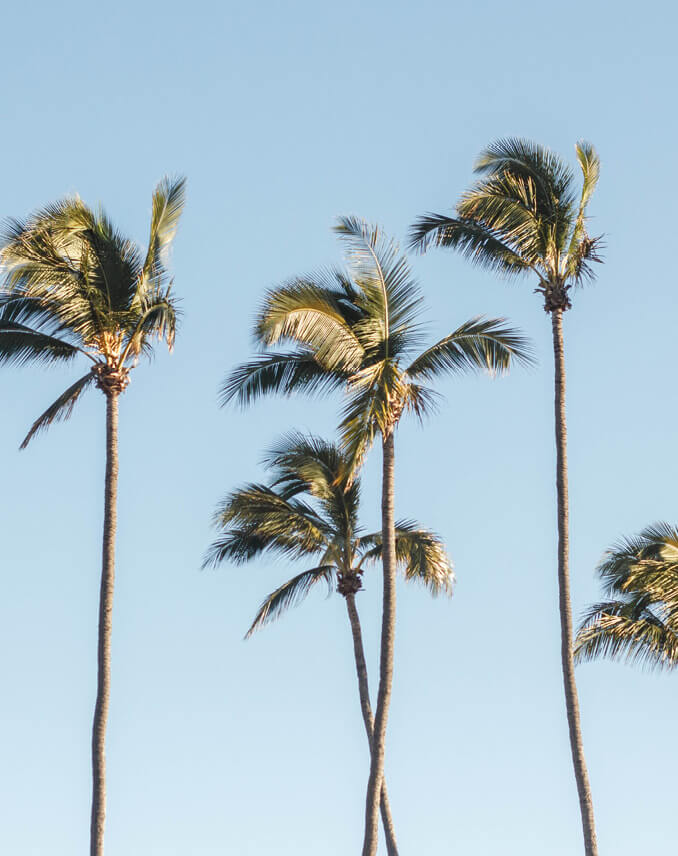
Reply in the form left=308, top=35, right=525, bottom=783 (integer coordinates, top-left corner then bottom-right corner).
left=358, top=520, right=454, bottom=595
left=220, top=349, right=348, bottom=408
left=408, top=215, right=530, bottom=275
left=20, top=371, right=96, bottom=448
left=406, top=316, right=534, bottom=381
left=575, top=599, right=678, bottom=671
left=245, top=565, right=336, bottom=637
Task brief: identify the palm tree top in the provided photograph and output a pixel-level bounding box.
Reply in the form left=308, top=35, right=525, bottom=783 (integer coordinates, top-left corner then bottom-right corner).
left=204, top=432, right=455, bottom=636
left=0, top=176, right=186, bottom=444
left=224, top=215, right=534, bottom=470
left=575, top=523, right=678, bottom=671
left=408, top=138, right=603, bottom=311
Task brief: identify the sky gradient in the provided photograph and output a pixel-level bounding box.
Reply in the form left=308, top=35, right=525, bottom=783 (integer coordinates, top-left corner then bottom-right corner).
left=1, top=1, right=676, bottom=853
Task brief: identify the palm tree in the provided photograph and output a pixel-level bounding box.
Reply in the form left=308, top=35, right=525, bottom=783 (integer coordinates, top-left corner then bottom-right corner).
left=223, top=216, right=533, bottom=856
left=409, top=138, right=603, bottom=855
left=575, top=523, right=678, bottom=670
left=0, top=177, right=185, bottom=856
left=204, top=432, right=455, bottom=855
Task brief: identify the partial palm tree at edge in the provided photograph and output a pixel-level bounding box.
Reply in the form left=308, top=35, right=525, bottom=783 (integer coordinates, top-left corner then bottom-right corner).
left=0, top=177, right=185, bottom=856
left=575, top=523, right=678, bottom=670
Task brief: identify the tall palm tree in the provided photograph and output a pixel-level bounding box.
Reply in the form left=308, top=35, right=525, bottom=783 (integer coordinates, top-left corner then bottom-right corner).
left=223, top=216, right=532, bottom=856
left=575, top=523, right=678, bottom=670
left=0, top=177, right=185, bottom=856
left=204, top=432, right=455, bottom=855
left=409, top=139, right=603, bottom=855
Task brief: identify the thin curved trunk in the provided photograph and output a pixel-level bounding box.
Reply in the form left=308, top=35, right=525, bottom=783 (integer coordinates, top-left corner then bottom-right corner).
left=90, top=391, right=119, bottom=856
left=552, top=310, right=598, bottom=856
left=362, top=431, right=397, bottom=856
left=345, top=592, right=399, bottom=856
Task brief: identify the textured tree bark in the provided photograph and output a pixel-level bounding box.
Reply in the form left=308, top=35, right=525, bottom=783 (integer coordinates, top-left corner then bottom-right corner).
left=90, top=391, right=119, bottom=856
left=551, top=310, right=598, bottom=856
left=345, top=593, right=399, bottom=856
left=362, top=431, right=397, bottom=856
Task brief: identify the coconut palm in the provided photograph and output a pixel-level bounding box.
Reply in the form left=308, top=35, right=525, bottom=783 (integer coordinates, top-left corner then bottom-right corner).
left=409, top=138, right=603, bottom=855
left=575, top=523, right=678, bottom=670
left=0, top=177, right=185, bottom=856
left=222, top=216, right=533, bottom=856
left=204, top=432, right=454, bottom=855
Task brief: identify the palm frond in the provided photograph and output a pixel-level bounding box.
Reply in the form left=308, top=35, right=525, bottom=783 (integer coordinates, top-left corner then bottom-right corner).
left=408, top=215, right=530, bottom=275
left=255, top=276, right=364, bottom=372
left=334, top=216, right=424, bottom=351
left=220, top=349, right=347, bottom=408
left=575, top=599, right=678, bottom=671
left=359, top=519, right=454, bottom=595
left=245, top=566, right=336, bottom=637
left=142, top=176, right=186, bottom=287
left=20, top=371, right=96, bottom=448
left=406, top=316, right=534, bottom=381
left=0, top=319, right=81, bottom=367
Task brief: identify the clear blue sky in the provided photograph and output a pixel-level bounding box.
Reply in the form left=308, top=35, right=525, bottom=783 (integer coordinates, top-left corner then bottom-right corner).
left=1, top=1, right=675, bottom=853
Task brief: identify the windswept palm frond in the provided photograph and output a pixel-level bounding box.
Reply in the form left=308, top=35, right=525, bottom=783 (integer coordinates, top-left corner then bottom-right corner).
left=245, top=565, right=337, bottom=637
left=0, top=318, right=82, bottom=366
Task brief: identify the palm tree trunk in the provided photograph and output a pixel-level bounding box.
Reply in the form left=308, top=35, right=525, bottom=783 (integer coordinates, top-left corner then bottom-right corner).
left=345, top=592, right=399, bottom=856
left=90, top=391, right=119, bottom=856
left=551, top=310, right=598, bottom=856
left=362, top=430, right=397, bottom=856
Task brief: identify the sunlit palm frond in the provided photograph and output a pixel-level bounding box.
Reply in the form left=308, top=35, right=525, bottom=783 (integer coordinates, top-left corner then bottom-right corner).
left=20, top=371, right=96, bottom=449
left=406, top=316, right=534, bottom=381
left=358, top=520, right=454, bottom=595
left=255, top=276, right=364, bottom=372
left=334, top=216, right=423, bottom=349
left=245, top=565, right=337, bottom=637
left=575, top=599, right=678, bottom=671
left=142, top=176, right=186, bottom=285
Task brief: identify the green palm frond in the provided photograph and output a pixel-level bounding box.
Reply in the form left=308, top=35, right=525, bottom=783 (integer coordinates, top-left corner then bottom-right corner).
left=0, top=318, right=81, bottom=366
left=245, top=565, right=337, bottom=637
left=255, top=276, right=364, bottom=372
left=575, top=522, right=678, bottom=671
left=334, top=216, right=423, bottom=350
left=406, top=316, right=534, bottom=381
left=221, top=349, right=348, bottom=407
left=408, top=215, right=531, bottom=275
left=575, top=599, right=678, bottom=671
left=20, top=371, right=96, bottom=449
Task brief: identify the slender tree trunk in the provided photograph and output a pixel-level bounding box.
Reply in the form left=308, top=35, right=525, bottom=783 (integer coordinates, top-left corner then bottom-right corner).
left=551, top=310, right=598, bottom=856
left=345, top=593, right=399, bottom=856
left=362, top=431, right=397, bottom=856
left=90, top=391, right=119, bottom=856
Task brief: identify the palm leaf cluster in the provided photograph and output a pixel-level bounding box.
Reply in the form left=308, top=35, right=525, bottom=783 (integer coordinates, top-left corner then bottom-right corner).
left=575, top=524, right=678, bottom=671
left=224, top=215, right=533, bottom=468
left=0, top=177, right=185, bottom=442
left=204, top=432, right=454, bottom=637
left=409, top=138, right=603, bottom=309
